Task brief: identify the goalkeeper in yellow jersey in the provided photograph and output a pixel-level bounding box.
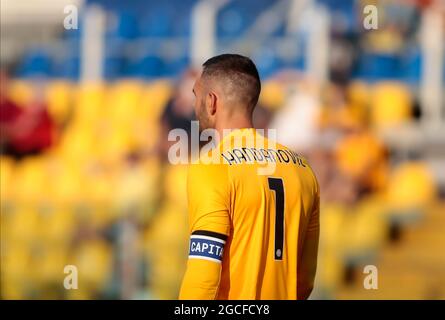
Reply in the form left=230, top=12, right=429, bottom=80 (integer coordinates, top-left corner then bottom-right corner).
left=179, top=54, right=320, bottom=300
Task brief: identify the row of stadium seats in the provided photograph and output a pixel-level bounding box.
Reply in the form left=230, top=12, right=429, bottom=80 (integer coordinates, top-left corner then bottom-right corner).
left=2, top=159, right=435, bottom=299
left=314, top=163, right=437, bottom=298
left=5, top=79, right=415, bottom=130
left=81, top=0, right=279, bottom=39
left=333, top=201, right=445, bottom=300
left=16, top=41, right=432, bottom=83
left=84, top=0, right=380, bottom=39
left=15, top=0, right=440, bottom=82
left=1, top=160, right=189, bottom=299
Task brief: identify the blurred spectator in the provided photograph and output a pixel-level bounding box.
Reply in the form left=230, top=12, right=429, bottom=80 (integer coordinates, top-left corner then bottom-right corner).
left=252, top=103, right=272, bottom=130
left=161, top=68, right=199, bottom=134
left=309, top=147, right=360, bottom=205
left=159, top=68, right=199, bottom=159
left=329, top=34, right=358, bottom=85
left=0, top=69, right=56, bottom=158
left=0, top=69, right=23, bottom=153
left=334, top=127, right=388, bottom=193
left=269, top=77, right=321, bottom=153
left=319, top=83, right=365, bottom=131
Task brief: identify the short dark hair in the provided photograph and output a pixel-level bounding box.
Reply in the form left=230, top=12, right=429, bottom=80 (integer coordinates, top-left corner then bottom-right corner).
left=202, top=54, right=261, bottom=112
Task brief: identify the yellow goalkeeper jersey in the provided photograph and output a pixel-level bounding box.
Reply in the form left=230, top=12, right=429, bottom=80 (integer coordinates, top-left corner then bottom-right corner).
left=179, top=128, right=320, bottom=300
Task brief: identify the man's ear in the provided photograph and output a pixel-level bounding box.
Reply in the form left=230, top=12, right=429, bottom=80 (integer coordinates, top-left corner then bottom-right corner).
left=206, top=91, right=218, bottom=116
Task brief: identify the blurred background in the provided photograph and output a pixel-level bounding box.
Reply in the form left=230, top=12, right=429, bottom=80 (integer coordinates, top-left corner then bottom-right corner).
left=1, top=0, right=445, bottom=300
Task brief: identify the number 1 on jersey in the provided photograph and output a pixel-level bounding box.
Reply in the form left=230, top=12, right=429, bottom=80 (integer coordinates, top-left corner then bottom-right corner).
left=268, top=177, right=284, bottom=260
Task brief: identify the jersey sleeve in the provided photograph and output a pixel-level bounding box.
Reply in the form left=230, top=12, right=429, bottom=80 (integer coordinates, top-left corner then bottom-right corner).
left=297, top=172, right=320, bottom=300
left=179, top=162, right=231, bottom=300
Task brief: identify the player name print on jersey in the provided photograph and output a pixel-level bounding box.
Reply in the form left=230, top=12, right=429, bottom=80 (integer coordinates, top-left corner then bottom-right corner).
left=221, top=147, right=306, bottom=167
left=189, top=231, right=227, bottom=263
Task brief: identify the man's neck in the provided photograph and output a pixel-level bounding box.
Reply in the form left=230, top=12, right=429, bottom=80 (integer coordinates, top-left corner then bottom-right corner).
left=214, top=117, right=254, bottom=142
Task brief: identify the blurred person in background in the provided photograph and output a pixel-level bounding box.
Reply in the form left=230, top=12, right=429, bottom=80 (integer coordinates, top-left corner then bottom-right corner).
left=0, top=69, right=23, bottom=153
left=0, top=67, right=56, bottom=159
left=269, top=76, right=321, bottom=154
left=252, top=102, right=273, bottom=130
left=160, top=68, right=199, bottom=160
left=0, top=68, right=23, bottom=153
left=316, top=80, right=388, bottom=203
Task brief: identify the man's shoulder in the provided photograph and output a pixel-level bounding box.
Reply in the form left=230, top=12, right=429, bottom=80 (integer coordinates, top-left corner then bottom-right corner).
left=273, top=142, right=318, bottom=187
left=188, top=154, right=229, bottom=179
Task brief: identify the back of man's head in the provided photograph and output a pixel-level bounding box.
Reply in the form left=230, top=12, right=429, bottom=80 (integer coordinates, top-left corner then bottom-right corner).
left=202, top=54, right=261, bottom=114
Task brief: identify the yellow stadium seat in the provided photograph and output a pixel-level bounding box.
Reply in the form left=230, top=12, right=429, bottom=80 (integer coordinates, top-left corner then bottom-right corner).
left=8, top=80, right=35, bottom=107
left=386, top=162, right=436, bottom=211
left=56, top=123, right=100, bottom=166
left=140, top=80, right=172, bottom=122
left=98, top=129, right=138, bottom=161
left=0, top=156, right=15, bottom=201
left=45, top=81, right=74, bottom=124
left=319, top=204, right=347, bottom=253
left=72, top=83, right=107, bottom=125
left=1, top=242, right=32, bottom=282
left=371, top=82, right=412, bottom=129
left=0, top=278, right=27, bottom=299
left=163, top=164, right=188, bottom=208
left=319, top=105, right=360, bottom=130
left=145, top=203, right=188, bottom=248
left=86, top=172, right=115, bottom=205
left=113, top=158, right=161, bottom=221
left=141, top=156, right=162, bottom=205
left=133, top=121, right=161, bottom=151
left=85, top=205, right=116, bottom=229
left=347, top=81, right=371, bottom=125
left=316, top=203, right=348, bottom=294
left=314, top=248, right=344, bottom=296
left=318, top=83, right=366, bottom=130
left=49, top=163, right=86, bottom=205
left=259, top=80, right=285, bottom=110
left=81, top=174, right=116, bottom=228
left=348, top=81, right=371, bottom=110
left=72, top=238, right=113, bottom=290
left=335, top=130, right=386, bottom=180
left=342, top=196, right=387, bottom=259
left=107, top=80, right=144, bottom=123
left=42, top=208, right=76, bottom=243
left=66, top=288, right=95, bottom=300
left=11, top=157, right=49, bottom=204
left=145, top=202, right=189, bottom=299
left=35, top=245, right=69, bottom=284
left=6, top=207, right=42, bottom=243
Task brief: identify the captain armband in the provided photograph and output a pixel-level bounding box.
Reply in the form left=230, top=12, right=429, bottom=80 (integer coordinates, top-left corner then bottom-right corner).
left=188, top=230, right=227, bottom=263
